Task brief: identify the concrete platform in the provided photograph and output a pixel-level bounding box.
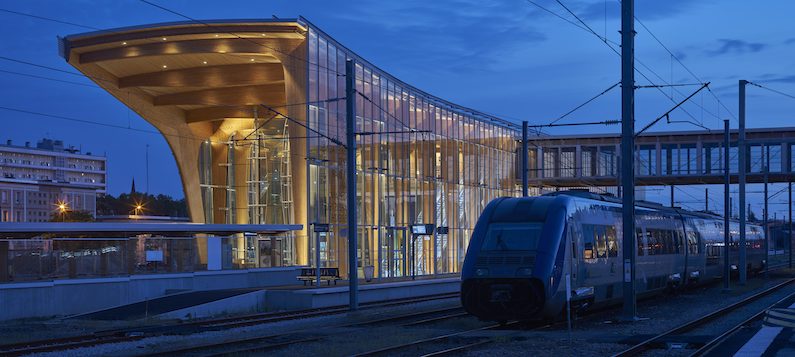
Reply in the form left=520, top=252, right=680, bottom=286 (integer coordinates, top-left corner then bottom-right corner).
left=0, top=266, right=302, bottom=321
left=69, top=288, right=264, bottom=320
left=264, top=277, right=461, bottom=311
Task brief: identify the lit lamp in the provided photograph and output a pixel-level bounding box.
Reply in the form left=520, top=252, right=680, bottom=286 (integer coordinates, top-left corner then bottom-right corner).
left=133, top=203, right=144, bottom=216
left=56, top=202, right=68, bottom=222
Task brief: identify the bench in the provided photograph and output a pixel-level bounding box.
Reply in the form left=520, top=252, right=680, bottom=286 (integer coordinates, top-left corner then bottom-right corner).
left=297, top=268, right=341, bottom=286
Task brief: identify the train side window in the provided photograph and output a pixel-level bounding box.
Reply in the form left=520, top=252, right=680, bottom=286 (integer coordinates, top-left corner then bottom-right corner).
left=665, top=230, right=674, bottom=254
left=687, top=231, right=698, bottom=255
left=595, top=225, right=607, bottom=258
left=648, top=229, right=659, bottom=255
left=606, top=226, right=618, bottom=257
left=673, top=230, right=682, bottom=254
left=583, top=224, right=595, bottom=260
left=636, top=228, right=645, bottom=256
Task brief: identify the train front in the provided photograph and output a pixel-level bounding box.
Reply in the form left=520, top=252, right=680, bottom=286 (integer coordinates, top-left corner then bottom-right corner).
left=461, top=196, right=569, bottom=322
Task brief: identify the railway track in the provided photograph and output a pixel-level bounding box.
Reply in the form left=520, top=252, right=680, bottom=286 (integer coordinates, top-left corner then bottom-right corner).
left=0, top=292, right=460, bottom=356
left=691, top=289, right=795, bottom=356
left=613, top=278, right=795, bottom=356
left=143, top=305, right=469, bottom=356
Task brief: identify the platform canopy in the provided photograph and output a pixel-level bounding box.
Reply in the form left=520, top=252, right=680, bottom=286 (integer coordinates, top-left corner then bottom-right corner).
left=0, top=222, right=302, bottom=238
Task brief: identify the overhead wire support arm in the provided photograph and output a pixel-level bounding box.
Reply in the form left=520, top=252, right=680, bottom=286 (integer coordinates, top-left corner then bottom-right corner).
left=256, top=104, right=346, bottom=147
left=635, top=83, right=705, bottom=89
left=528, top=120, right=620, bottom=128
left=635, top=82, right=710, bottom=137
left=549, top=82, right=620, bottom=125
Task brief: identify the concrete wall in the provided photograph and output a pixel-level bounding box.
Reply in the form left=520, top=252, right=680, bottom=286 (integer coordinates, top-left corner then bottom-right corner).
left=0, top=266, right=302, bottom=321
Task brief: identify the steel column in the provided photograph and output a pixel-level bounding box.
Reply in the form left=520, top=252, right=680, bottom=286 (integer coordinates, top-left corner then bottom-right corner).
left=345, top=59, right=358, bottom=310
left=522, top=121, right=529, bottom=197
left=764, top=149, right=769, bottom=278
left=789, top=178, right=792, bottom=269
left=739, top=79, right=748, bottom=285
left=620, top=0, right=637, bottom=321
left=723, top=120, right=730, bottom=290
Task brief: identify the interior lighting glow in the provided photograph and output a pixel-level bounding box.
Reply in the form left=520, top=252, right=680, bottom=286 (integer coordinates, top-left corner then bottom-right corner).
left=250, top=58, right=255, bottom=62
left=162, top=65, right=167, bottom=69
left=202, top=61, right=208, bottom=64
left=122, top=41, right=127, bottom=45
left=161, top=37, right=167, bottom=41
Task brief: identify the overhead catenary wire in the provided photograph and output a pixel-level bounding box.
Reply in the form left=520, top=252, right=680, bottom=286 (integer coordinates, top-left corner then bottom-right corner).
left=748, top=81, right=795, bottom=101
left=529, top=0, right=721, bottom=127
left=624, top=1, right=738, bottom=122
left=0, top=8, right=100, bottom=30
left=548, top=82, right=620, bottom=125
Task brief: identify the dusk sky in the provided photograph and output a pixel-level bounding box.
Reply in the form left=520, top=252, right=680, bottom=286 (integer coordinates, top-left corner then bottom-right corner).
left=1, top=0, right=794, bottom=217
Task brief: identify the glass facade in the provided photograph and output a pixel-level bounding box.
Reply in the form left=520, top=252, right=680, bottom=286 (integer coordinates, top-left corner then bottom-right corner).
left=303, top=26, right=519, bottom=278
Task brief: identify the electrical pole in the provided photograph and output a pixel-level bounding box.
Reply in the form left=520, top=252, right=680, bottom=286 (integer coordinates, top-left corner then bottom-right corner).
left=145, top=144, right=150, bottom=194
left=738, top=79, right=748, bottom=285
left=522, top=121, right=529, bottom=197
left=705, top=189, right=709, bottom=212
left=670, top=185, right=675, bottom=207
left=620, top=0, right=637, bottom=321
left=723, top=120, right=730, bottom=290
left=345, top=59, right=358, bottom=310
left=764, top=149, right=769, bottom=278
left=789, top=178, right=792, bottom=269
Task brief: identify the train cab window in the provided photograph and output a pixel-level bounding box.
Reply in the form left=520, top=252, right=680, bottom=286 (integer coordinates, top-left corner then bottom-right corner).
left=481, top=223, right=543, bottom=251
left=606, top=226, right=618, bottom=257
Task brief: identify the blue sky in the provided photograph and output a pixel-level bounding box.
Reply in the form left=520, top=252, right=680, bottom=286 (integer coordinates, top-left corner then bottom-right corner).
left=1, top=0, right=793, bottom=217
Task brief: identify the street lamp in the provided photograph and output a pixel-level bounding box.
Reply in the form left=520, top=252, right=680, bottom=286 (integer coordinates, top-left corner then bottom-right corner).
left=57, top=202, right=68, bottom=222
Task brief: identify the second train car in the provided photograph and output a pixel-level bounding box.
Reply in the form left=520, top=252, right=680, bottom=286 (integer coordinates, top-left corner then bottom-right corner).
left=461, top=190, right=766, bottom=322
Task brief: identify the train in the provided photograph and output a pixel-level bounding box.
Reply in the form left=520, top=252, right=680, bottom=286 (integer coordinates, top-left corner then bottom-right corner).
left=461, top=190, right=767, bottom=322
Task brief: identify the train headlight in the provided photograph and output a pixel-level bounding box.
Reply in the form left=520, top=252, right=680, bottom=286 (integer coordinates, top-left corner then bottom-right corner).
left=475, top=268, right=489, bottom=276
left=516, top=267, right=533, bottom=276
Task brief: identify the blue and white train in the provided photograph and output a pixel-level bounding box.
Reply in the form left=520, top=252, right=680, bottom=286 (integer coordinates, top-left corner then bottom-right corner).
left=461, top=190, right=766, bottom=322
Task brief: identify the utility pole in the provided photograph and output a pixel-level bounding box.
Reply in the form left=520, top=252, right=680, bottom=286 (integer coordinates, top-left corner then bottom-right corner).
left=789, top=178, right=792, bottom=269
left=670, top=185, right=675, bottom=207
left=345, top=59, right=358, bottom=310
left=764, top=148, right=769, bottom=278
left=620, top=0, right=637, bottom=321
left=723, top=120, right=730, bottom=290
left=705, top=189, right=709, bottom=212
left=738, top=79, right=748, bottom=285
left=522, top=121, right=529, bottom=197
left=145, top=144, right=150, bottom=194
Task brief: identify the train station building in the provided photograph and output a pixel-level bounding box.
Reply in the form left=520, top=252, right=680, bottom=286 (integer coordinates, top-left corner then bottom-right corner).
left=59, top=18, right=522, bottom=279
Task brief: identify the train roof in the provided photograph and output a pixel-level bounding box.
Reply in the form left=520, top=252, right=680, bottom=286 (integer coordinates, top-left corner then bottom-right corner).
left=543, top=190, right=742, bottom=223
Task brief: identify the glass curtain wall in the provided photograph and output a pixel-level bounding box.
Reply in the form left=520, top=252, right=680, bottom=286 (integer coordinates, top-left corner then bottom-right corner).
left=305, top=26, right=520, bottom=278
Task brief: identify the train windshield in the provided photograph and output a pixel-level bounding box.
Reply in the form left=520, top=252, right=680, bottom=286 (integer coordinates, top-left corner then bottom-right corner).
left=481, top=223, right=543, bottom=251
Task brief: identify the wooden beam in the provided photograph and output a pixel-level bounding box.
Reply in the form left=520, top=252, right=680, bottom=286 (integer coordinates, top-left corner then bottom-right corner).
left=186, top=106, right=285, bottom=123
left=67, top=23, right=304, bottom=49
left=79, top=38, right=302, bottom=64
left=153, top=84, right=285, bottom=106
left=119, top=63, right=284, bottom=88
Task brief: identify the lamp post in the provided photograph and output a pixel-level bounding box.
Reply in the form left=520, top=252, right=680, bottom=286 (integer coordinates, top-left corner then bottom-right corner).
left=58, top=203, right=67, bottom=222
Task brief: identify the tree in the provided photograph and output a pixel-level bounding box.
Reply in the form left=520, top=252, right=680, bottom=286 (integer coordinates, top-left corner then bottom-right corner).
left=96, top=192, right=188, bottom=217
left=49, top=210, right=94, bottom=222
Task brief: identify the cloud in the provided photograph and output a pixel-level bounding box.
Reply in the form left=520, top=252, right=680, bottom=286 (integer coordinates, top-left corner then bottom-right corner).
left=705, top=39, right=767, bottom=56
left=327, top=1, right=546, bottom=73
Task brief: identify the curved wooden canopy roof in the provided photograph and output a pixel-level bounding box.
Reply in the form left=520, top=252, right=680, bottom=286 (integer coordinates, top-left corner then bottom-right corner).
left=60, top=19, right=307, bottom=123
